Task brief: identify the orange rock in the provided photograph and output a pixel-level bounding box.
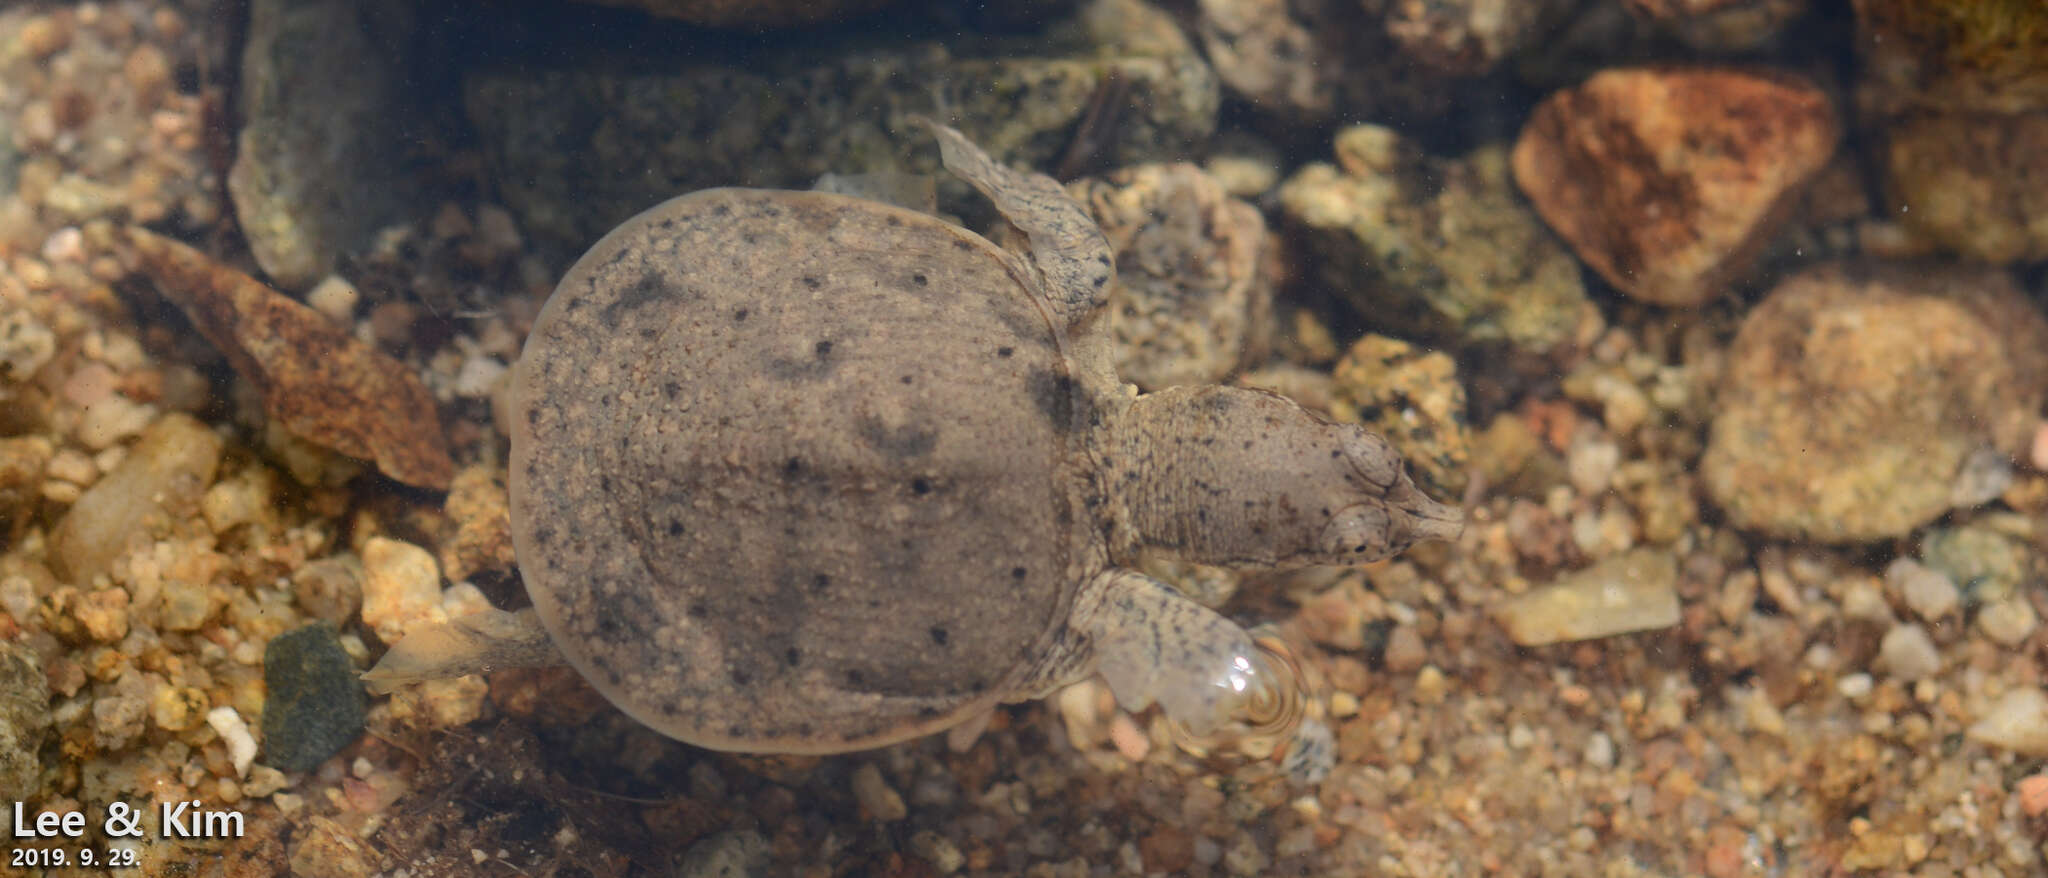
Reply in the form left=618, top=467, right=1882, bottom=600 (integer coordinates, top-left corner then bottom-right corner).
left=1512, top=67, right=1837, bottom=306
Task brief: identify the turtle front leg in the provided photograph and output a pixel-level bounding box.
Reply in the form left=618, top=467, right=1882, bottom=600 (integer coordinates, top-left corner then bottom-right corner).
left=911, top=118, right=1115, bottom=330
left=360, top=607, right=560, bottom=695
left=1069, top=568, right=1307, bottom=742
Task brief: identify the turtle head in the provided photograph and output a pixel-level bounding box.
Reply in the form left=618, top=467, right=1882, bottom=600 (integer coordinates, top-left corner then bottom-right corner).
left=1105, top=386, right=1462, bottom=569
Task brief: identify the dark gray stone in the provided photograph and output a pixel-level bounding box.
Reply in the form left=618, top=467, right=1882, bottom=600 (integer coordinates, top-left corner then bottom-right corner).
left=262, top=623, right=367, bottom=773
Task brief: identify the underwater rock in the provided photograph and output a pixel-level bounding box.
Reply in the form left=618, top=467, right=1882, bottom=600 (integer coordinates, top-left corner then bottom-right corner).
left=576, top=0, right=898, bottom=28
left=1281, top=124, right=1590, bottom=355
left=1493, top=547, right=1681, bottom=646
left=1384, top=0, right=1577, bottom=75
left=1623, top=0, right=1809, bottom=51
left=438, top=464, right=516, bottom=584
left=1881, top=112, right=2048, bottom=263
left=51, top=412, right=222, bottom=585
left=0, top=640, right=46, bottom=796
left=1918, top=521, right=2042, bottom=607
left=1854, top=0, right=2048, bottom=116
left=1512, top=67, right=1837, bottom=306
left=1701, top=262, right=2048, bottom=542
left=1329, top=334, right=1471, bottom=501
left=1068, top=163, right=1274, bottom=390
left=123, top=227, right=453, bottom=491
left=1195, top=0, right=1544, bottom=120
left=262, top=623, right=367, bottom=774
left=675, top=829, right=770, bottom=878
left=1968, top=687, right=2048, bottom=756
left=467, top=0, right=1217, bottom=260
left=229, top=0, right=422, bottom=290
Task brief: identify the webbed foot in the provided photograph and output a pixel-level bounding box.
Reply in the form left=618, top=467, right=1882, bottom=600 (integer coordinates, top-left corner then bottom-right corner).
left=1071, top=568, right=1308, bottom=746
left=360, top=607, right=558, bottom=695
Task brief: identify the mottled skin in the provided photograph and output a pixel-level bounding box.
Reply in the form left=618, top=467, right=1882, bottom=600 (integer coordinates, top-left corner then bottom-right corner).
left=366, top=122, right=1462, bottom=757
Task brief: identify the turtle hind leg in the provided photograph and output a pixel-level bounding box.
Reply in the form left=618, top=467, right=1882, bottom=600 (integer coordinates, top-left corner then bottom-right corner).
left=360, top=607, right=559, bottom=695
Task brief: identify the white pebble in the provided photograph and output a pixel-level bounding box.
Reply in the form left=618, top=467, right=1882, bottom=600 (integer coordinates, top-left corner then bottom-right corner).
left=40, top=227, right=85, bottom=263
left=1836, top=673, right=1873, bottom=699
left=1885, top=558, right=1958, bottom=622
left=453, top=356, right=507, bottom=399
left=1583, top=731, right=1615, bottom=769
left=1978, top=598, right=2038, bottom=648
left=1879, top=624, right=1941, bottom=681
left=75, top=396, right=159, bottom=450
left=206, top=706, right=257, bottom=778
left=1567, top=434, right=1620, bottom=496
left=1968, top=688, right=2048, bottom=755
left=305, top=275, right=361, bottom=325
left=851, top=763, right=907, bottom=822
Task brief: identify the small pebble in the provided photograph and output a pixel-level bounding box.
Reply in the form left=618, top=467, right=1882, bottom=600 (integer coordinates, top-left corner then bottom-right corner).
left=359, top=536, right=443, bottom=643
left=1584, top=731, right=1615, bottom=769
left=851, top=763, right=907, bottom=821
left=206, top=705, right=257, bottom=778
left=674, top=830, right=768, bottom=878
left=1878, top=624, right=1941, bottom=681
left=1837, top=673, right=1873, bottom=699
left=1967, top=688, right=2048, bottom=755
left=305, top=275, right=361, bottom=325
left=910, top=830, right=966, bottom=875
left=1383, top=625, right=1427, bottom=673
left=1494, top=548, right=1680, bottom=646
left=1885, top=558, right=1959, bottom=622
left=1977, top=598, right=2038, bottom=647
left=2016, top=773, right=2048, bottom=818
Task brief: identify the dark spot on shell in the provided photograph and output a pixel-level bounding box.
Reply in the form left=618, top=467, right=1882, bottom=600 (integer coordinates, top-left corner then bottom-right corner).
left=912, top=273, right=928, bottom=287
left=845, top=669, right=865, bottom=686
left=601, top=269, right=673, bottom=323
left=666, top=519, right=684, bottom=537
left=1011, top=567, right=1027, bottom=579
left=900, top=375, right=913, bottom=384
left=997, top=347, right=1013, bottom=358
left=918, top=705, right=940, bottom=717
left=952, top=239, right=972, bottom=250
left=734, top=308, right=749, bottom=321
left=1026, top=368, right=1094, bottom=433
left=687, top=602, right=707, bottom=618
left=814, top=340, right=833, bottom=356
left=731, top=667, right=751, bottom=685
left=812, top=573, right=831, bottom=591
left=784, top=457, right=803, bottom=476
left=663, top=381, right=681, bottom=399
left=802, top=276, right=822, bottom=290
left=857, top=416, right=938, bottom=459
left=784, top=647, right=801, bottom=666
left=911, top=478, right=932, bottom=495
left=929, top=626, right=949, bottom=646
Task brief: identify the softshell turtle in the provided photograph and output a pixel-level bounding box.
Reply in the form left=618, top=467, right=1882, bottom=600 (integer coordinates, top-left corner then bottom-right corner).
left=365, top=121, right=1462, bottom=759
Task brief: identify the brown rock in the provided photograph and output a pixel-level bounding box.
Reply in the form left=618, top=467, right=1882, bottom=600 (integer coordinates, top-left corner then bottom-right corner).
left=576, top=0, right=897, bottom=28
left=1883, top=111, right=2048, bottom=263
left=1702, top=262, right=2048, bottom=541
left=1512, top=67, right=1838, bottom=306
left=122, top=227, right=453, bottom=490
left=1855, top=0, right=2048, bottom=115
left=1138, top=827, right=1195, bottom=873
